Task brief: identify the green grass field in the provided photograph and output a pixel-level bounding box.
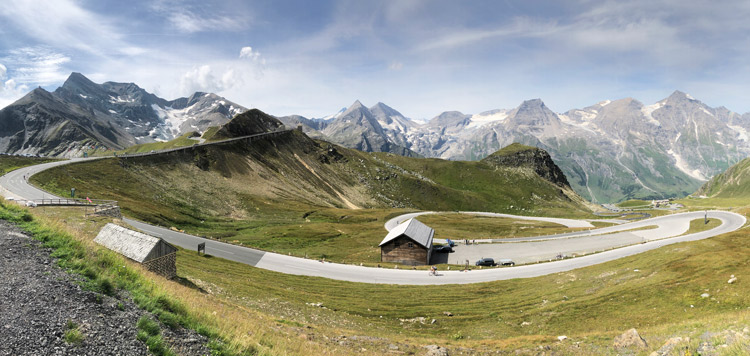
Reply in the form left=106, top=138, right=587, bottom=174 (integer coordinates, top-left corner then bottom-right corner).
left=617, top=199, right=652, bottom=208
left=417, top=213, right=591, bottom=240
left=174, top=215, right=750, bottom=351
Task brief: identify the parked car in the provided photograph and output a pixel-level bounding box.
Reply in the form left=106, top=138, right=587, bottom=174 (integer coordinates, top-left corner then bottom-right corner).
left=475, top=258, right=496, bottom=266
left=497, top=259, right=515, bottom=266
left=434, top=245, right=454, bottom=253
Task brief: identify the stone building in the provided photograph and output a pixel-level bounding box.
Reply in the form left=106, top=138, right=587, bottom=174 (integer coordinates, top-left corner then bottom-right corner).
left=379, top=218, right=434, bottom=265
left=94, top=223, right=177, bottom=279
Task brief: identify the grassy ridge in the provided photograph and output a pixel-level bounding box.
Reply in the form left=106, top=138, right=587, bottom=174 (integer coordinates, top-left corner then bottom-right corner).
left=697, top=158, right=750, bottom=199
left=31, top=132, right=592, bottom=262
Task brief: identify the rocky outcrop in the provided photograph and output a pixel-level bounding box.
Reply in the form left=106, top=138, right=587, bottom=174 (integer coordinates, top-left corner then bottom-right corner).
left=213, top=108, right=284, bottom=139
left=614, top=328, right=648, bottom=349
left=481, top=143, right=571, bottom=188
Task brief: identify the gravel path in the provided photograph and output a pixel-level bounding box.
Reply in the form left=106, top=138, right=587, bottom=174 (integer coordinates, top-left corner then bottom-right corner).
left=0, top=220, right=210, bottom=355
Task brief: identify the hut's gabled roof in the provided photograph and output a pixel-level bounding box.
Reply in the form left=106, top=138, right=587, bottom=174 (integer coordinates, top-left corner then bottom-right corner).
left=94, top=223, right=169, bottom=263
left=379, top=218, right=434, bottom=249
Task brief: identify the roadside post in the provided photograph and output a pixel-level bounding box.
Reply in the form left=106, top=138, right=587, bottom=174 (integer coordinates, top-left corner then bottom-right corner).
left=71, top=188, right=76, bottom=198
left=198, top=242, right=206, bottom=255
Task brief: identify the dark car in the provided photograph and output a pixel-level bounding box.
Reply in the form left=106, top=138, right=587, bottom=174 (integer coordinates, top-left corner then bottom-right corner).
left=434, top=245, right=454, bottom=253
left=475, top=258, right=496, bottom=266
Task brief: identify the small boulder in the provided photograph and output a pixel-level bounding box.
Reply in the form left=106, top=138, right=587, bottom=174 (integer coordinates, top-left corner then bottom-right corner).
left=557, top=335, right=568, bottom=341
left=701, top=293, right=710, bottom=298
left=424, top=344, right=449, bottom=356
left=614, top=328, right=648, bottom=349
left=729, top=275, right=738, bottom=284
left=443, top=311, right=453, bottom=317
left=650, top=337, right=687, bottom=356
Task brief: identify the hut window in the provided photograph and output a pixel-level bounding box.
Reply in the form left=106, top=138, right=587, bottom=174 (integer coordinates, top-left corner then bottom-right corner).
left=408, top=242, right=414, bottom=248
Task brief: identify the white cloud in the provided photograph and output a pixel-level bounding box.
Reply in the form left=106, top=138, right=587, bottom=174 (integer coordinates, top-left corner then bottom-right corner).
left=2, top=47, right=71, bottom=86
left=0, top=78, right=30, bottom=109
left=179, top=65, right=239, bottom=95
left=0, top=63, right=6, bottom=80
left=388, top=61, right=403, bottom=71
left=168, top=11, right=246, bottom=33
left=239, top=47, right=260, bottom=60
left=0, top=0, right=124, bottom=57
left=150, top=1, right=249, bottom=34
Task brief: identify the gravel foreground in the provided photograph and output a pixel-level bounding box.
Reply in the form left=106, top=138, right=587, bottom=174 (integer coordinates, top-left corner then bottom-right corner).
left=0, top=220, right=210, bottom=356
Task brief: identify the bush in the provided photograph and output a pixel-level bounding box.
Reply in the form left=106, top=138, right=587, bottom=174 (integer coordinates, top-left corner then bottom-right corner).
left=158, top=311, right=181, bottom=329
left=63, top=320, right=84, bottom=345
left=137, top=315, right=161, bottom=337
left=97, top=277, right=115, bottom=296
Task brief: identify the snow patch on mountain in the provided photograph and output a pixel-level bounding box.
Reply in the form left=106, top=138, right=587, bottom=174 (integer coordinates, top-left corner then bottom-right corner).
left=467, top=110, right=509, bottom=129
left=151, top=104, right=198, bottom=140
left=700, top=107, right=714, bottom=117
left=641, top=102, right=664, bottom=126
left=319, top=108, right=346, bottom=121
left=668, top=148, right=707, bottom=180
left=109, top=95, right=135, bottom=104
left=728, top=125, right=749, bottom=141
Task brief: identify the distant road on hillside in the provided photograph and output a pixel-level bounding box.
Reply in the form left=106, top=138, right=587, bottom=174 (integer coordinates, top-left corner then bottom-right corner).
left=0, top=137, right=746, bottom=285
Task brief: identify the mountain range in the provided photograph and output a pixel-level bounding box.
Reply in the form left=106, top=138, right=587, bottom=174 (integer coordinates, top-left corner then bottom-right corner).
left=0, top=73, right=244, bottom=157
left=280, top=92, right=750, bottom=203
left=2, top=72, right=748, bottom=203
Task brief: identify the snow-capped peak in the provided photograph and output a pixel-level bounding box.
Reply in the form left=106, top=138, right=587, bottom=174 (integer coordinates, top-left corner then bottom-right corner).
left=467, top=109, right=509, bottom=129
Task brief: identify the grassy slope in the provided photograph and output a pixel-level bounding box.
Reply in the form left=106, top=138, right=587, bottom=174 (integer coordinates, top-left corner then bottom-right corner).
left=22, top=201, right=750, bottom=355
left=31, top=131, right=591, bottom=262
left=92, top=132, right=202, bottom=156
left=174, top=209, right=750, bottom=353
left=697, top=158, right=750, bottom=199
left=677, top=158, right=750, bottom=209
left=0, top=156, right=60, bottom=175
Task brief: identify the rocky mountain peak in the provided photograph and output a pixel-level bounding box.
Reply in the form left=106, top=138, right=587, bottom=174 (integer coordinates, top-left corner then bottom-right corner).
left=481, top=143, right=571, bottom=188
left=214, top=108, right=284, bottom=139
left=506, top=98, right=561, bottom=127
left=665, top=90, right=698, bottom=105
left=370, top=102, right=401, bottom=117
left=59, top=72, right=101, bottom=96
left=427, top=111, right=469, bottom=128
left=346, top=100, right=366, bottom=111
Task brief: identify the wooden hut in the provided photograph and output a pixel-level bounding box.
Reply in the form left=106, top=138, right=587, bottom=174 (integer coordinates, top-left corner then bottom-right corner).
left=94, top=223, right=177, bottom=279
left=379, top=218, right=434, bottom=265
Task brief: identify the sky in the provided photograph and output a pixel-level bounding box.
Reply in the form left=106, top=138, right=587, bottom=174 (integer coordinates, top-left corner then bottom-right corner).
left=1, top=0, right=750, bottom=120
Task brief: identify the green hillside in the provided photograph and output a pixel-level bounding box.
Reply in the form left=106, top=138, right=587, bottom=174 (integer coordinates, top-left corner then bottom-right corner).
left=32, top=127, right=591, bottom=262
left=696, top=157, right=750, bottom=199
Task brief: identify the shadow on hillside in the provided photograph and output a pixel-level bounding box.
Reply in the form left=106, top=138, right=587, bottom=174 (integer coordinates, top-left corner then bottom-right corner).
left=173, top=276, right=208, bottom=294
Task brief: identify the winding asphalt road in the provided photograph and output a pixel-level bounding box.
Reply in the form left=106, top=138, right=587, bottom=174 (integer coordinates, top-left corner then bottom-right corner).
left=1, top=156, right=746, bottom=285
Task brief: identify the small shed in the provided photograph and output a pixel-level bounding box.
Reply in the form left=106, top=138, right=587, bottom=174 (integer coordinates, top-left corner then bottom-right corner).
left=379, top=218, right=434, bottom=265
left=94, top=223, right=178, bottom=279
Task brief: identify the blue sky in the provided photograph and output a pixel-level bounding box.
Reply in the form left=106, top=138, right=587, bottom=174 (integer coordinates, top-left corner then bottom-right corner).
left=1, top=0, right=750, bottom=119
